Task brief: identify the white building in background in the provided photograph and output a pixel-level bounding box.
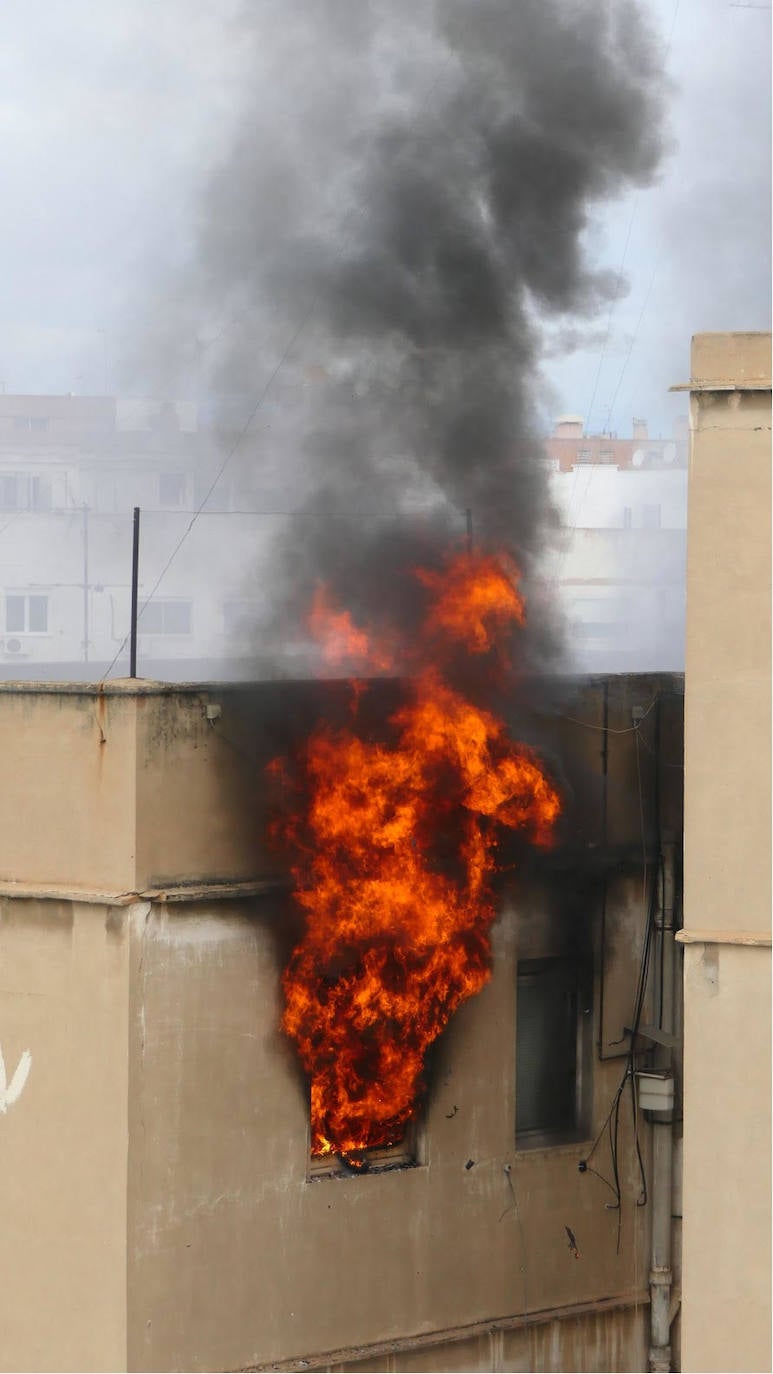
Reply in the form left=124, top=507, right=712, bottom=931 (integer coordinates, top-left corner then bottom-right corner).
left=544, top=414, right=688, bottom=673
left=0, top=395, right=687, bottom=680
left=0, top=394, right=275, bottom=679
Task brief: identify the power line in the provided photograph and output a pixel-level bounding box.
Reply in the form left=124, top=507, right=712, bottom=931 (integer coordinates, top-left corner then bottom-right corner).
left=553, top=0, right=682, bottom=561
left=98, top=312, right=318, bottom=683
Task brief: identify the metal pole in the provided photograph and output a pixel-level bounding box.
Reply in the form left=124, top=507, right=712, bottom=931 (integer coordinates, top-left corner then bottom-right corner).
left=649, top=840, right=677, bottom=1373
left=129, top=507, right=140, bottom=678
left=82, top=504, right=89, bottom=664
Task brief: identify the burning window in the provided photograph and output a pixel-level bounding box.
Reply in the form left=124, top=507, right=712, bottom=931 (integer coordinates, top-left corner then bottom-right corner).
left=308, top=1119, right=422, bottom=1179
left=515, top=957, right=589, bottom=1147
left=270, top=552, right=562, bottom=1174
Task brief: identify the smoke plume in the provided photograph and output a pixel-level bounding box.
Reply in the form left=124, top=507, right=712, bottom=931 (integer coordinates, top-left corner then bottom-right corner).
left=191, top=0, right=666, bottom=667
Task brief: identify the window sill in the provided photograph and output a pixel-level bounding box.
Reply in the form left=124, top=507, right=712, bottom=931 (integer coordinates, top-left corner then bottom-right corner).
left=515, top=1133, right=592, bottom=1158
left=307, top=1153, right=423, bottom=1182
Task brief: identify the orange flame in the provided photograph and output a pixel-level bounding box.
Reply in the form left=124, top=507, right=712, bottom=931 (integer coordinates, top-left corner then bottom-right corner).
left=272, top=550, right=560, bottom=1161
left=308, top=584, right=394, bottom=673
left=417, top=551, right=526, bottom=652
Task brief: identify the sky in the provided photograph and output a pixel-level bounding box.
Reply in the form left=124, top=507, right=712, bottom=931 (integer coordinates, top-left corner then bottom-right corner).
left=0, top=0, right=769, bottom=439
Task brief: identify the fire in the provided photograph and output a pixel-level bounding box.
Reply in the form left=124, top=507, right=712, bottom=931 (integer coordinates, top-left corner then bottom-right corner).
left=308, top=584, right=394, bottom=674
left=271, top=550, right=560, bottom=1163
left=417, top=552, right=526, bottom=653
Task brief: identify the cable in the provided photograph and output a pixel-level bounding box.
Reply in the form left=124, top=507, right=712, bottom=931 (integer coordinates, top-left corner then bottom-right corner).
left=580, top=694, right=667, bottom=1245
left=636, top=722, right=684, bottom=770
left=601, top=263, right=658, bottom=438
left=98, top=41, right=467, bottom=685
left=600, top=0, right=681, bottom=438
left=99, top=314, right=316, bottom=683
left=547, top=0, right=682, bottom=599
left=500, top=1164, right=529, bottom=1326
left=554, top=697, right=658, bottom=735
left=583, top=213, right=638, bottom=438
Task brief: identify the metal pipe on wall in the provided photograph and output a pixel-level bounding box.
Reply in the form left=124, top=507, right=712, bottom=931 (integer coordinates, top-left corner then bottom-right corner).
left=649, top=840, right=677, bottom=1373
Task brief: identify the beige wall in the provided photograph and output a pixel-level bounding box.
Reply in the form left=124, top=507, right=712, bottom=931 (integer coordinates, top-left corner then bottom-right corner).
left=125, top=885, right=651, bottom=1372
left=0, top=685, right=137, bottom=892
left=0, top=899, right=129, bottom=1372
left=681, top=332, right=772, bottom=1372
left=0, top=673, right=682, bottom=1372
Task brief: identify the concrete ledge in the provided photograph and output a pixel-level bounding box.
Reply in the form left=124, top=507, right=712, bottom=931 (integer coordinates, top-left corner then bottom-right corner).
left=240, top=1291, right=651, bottom=1373
left=0, top=878, right=285, bottom=906
left=676, top=929, right=772, bottom=947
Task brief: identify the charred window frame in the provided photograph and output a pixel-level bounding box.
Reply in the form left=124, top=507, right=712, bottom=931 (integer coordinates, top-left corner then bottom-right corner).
left=307, top=1120, right=423, bottom=1180
left=306, top=1041, right=435, bottom=1180
left=515, top=956, right=592, bottom=1149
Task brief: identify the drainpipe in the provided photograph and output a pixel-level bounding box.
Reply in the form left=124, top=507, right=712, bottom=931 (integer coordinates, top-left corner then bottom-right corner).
left=649, top=1107, right=674, bottom=1371
left=647, top=841, right=677, bottom=1374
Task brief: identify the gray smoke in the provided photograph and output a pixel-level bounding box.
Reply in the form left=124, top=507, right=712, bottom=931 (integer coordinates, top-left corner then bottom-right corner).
left=191, top=0, right=667, bottom=669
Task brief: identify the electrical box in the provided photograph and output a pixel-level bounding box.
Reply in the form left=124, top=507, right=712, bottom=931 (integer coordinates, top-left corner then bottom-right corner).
left=636, top=1070, right=675, bottom=1113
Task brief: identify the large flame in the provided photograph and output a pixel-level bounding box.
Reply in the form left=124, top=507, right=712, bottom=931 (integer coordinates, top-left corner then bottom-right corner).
left=270, top=550, right=560, bottom=1164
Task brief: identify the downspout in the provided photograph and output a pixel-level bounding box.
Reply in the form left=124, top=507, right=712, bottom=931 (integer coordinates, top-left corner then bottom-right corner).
left=648, top=839, right=677, bottom=1373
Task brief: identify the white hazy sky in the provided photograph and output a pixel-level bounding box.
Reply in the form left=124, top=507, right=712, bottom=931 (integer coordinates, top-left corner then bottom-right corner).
left=0, top=0, right=769, bottom=437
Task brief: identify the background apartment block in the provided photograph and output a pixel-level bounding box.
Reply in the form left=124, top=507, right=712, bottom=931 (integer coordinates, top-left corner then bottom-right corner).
left=0, top=392, right=687, bottom=680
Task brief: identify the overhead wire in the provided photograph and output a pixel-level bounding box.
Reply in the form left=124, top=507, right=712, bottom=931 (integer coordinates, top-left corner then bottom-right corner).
left=548, top=0, right=682, bottom=615
left=99, top=43, right=461, bottom=684
left=580, top=695, right=666, bottom=1248
left=595, top=0, right=681, bottom=442
left=98, top=311, right=318, bottom=683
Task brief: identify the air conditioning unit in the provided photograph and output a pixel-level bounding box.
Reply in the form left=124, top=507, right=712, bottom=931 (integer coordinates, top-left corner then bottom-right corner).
left=2, top=638, right=31, bottom=658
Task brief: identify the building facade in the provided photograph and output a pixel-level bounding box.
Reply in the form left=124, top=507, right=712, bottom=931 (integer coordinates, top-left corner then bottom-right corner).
left=0, top=394, right=686, bottom=681
left=0, top=672, right=683, bottom=1372
left=0, top=394, right=269, bottom=677
left=543, top=416, right=688, bottom=676
left=679, top=332, right=772, bottom=1372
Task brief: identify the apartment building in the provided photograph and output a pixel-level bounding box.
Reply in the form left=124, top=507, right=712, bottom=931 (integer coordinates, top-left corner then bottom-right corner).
left=0, top=394, right=270, bottom=677
left=544, top=415, right=688, bottom=674
left=0, top=394, right=689, bottom=681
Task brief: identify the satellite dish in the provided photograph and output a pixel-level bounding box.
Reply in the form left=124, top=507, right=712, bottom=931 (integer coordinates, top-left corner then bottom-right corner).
left=632, top=449, right=645, bottom=468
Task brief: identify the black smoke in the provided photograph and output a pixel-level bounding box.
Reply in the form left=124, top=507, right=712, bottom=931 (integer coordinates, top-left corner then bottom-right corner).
left=191, top=0, right=667, bottom=670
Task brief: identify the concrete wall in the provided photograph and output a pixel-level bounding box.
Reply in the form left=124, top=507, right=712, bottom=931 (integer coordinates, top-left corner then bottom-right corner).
left=0, top=898, right=129, bottom=1372
left=681, top=332, right=772, bottom=1372
left=125, top=884, right=649, bottom=1372
left=0, top=673, right=683, bottom=1372
left=0, top=684, right=137, bottom=892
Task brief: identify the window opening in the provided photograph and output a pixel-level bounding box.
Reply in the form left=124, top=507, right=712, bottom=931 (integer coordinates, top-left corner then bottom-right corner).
left=6, top=593, right=49, bottom=634
left=159, top=472, right=186, bottom=507
left=140, top=599, right=192, bottom=635
left=308, top=1117, right=422, bottom=1180
left=0, top=474, right=21, bottom=510
left=516, top=956, right=589, bottom=1147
